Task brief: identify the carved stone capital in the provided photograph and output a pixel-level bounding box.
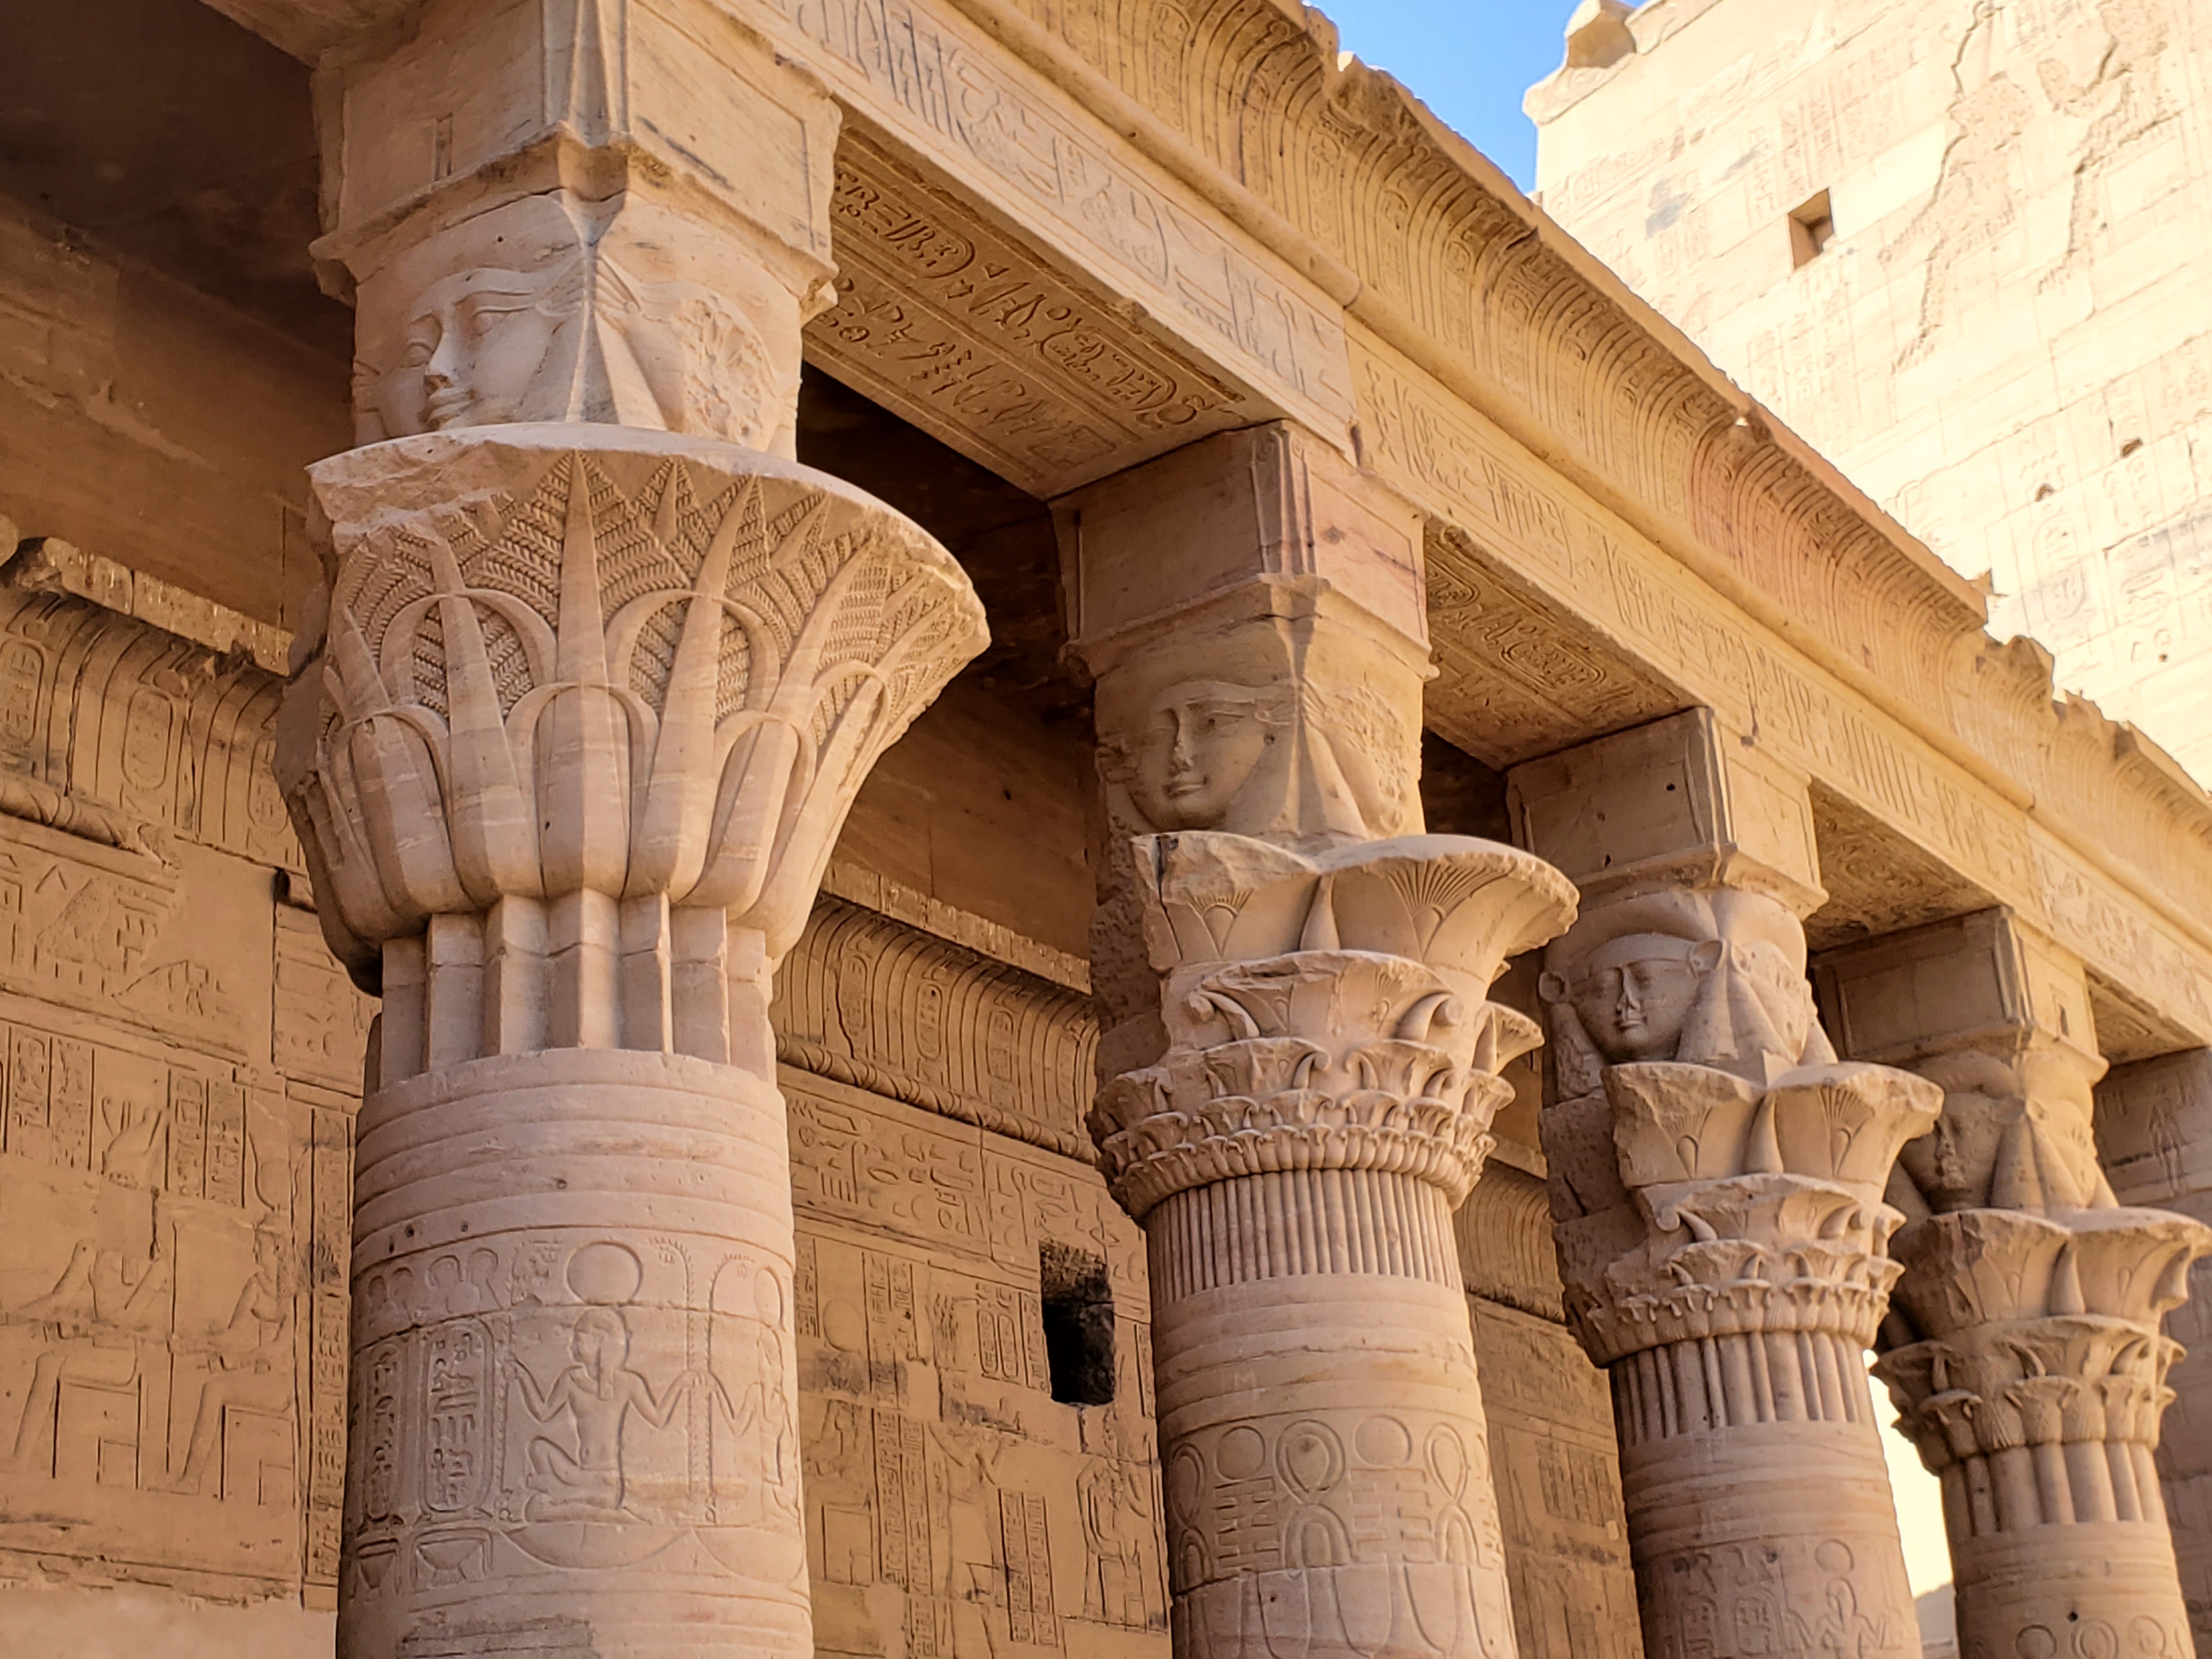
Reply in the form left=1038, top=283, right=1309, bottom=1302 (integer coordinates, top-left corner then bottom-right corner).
left=1511, top=711, right=1928, bottom=1654
left=1532, top=871, right=1938, bottom=1364
left=1558, top=1059, right=1939, bottom=1366
left=278, top=426, right=985, bottom=998
left=1090, top=831, right=1573, bottom=1218
left=1878, top=1206, right=2210, bottom=1468
left=1819, top=909, right=2212, bottom=1649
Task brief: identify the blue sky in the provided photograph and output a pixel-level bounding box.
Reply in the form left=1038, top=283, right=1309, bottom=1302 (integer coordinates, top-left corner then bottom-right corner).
left=1314, top=2, right=1588, bottom=189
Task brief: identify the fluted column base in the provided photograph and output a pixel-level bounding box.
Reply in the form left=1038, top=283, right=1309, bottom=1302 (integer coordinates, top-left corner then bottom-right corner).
left=341, top=1048, right=808, bottom=1659
left=1611, top=1338, right=1920, bottom=1657
left=1152, top=1171, right=1517, bottom=1659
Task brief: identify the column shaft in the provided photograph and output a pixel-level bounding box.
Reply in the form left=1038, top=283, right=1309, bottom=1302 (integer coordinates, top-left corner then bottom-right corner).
left=1153, top=1176, right=1508, bottom=1647
left=1063, top=425, right=1577, bottom=1657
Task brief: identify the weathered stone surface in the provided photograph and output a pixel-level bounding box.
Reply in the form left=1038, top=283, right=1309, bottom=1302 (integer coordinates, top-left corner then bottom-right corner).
left=276, top=426, right=985, bottom=1656
left=1532, top=0, right=2212, bottom=790
left=27, top=0, right=2212, bottom=1654
left=1066, top=422, right=1580, bottom=1658
left=0, top=549, right=371, bottom=1621
left=2100, top=1046, right=2212, bottom=1647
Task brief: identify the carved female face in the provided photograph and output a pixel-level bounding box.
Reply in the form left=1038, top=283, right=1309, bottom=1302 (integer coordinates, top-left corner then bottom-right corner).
left=1127, top=682, right=1279, bottom=831
left=374, top=264, right=580, bottom=436
left=1561, top=933, right=1711, bottom=1064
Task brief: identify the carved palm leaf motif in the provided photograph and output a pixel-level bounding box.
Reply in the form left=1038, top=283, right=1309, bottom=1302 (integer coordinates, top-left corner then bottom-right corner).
left=285, top=437, right=988, bottom=955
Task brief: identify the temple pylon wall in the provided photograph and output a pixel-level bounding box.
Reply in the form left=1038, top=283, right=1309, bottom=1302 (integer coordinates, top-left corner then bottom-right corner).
left=1530, top=0, right=2212, bottom=785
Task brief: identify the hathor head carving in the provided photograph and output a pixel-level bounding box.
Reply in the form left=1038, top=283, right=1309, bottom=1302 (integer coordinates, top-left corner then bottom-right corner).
left=1112, top=677, right=1414, bottom=842
left=1550, top=931, right=1722, bottom=1066
left=354, top=228, right=778, bottom=449
left=363, top=262, right=585, bottom=437
left=1540, top=888, right=1831, bottom=1093
left=1126, top=680, right=1289, bottom=832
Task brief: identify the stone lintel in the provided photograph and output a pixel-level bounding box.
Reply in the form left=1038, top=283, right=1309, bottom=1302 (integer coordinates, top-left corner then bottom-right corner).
left=1054, top=420, right=1427, bottom=673
left=1813, top=906, right=2103, bottom=1084
left=1505, top=708, right=1824, bottom=917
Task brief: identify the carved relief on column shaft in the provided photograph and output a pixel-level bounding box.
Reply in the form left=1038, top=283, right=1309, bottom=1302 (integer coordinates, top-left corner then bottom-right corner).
left=1511, top=710, right=1934, bottom=1656
left=287, top=9, right=989, bottom=1654
left=1818, top=910, right=2212, bottom=1656
left=1064, top=424, right=1579, bottom=1658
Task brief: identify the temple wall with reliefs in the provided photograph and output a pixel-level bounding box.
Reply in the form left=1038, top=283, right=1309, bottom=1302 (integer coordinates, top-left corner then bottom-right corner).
left=0, top=533, right=371, bottom=1649
left=0, top=502, right=1638, bottom=1659
left=22, top=0, right=2212, bottom=1651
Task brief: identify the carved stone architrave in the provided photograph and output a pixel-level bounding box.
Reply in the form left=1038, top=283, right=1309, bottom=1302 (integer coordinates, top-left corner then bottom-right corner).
left=2101, top=1047, right=2212, bottom=1648
left=1818, top=910, right=2212, bottom=1655
left=1510, top=709, right=1934, bottom=1655
left=806, top=130, right=1257, bottom=496
left=290, top=9, right=991, bottom=1654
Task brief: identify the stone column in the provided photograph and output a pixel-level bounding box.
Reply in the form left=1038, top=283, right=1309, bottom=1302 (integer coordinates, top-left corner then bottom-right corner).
left=1060, top=425, right=1578, bottom=1657
left=1816, top=911, right=2212, bottom=1656
left=2100, top=1048, right=2212, bottom=1647
left=279, top=6, right=989, bottom=1654
left=1508, top=710, right=1934, bottom=1655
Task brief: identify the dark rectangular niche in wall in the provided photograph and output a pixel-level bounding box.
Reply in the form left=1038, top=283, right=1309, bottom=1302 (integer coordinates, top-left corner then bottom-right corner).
left=1789, top=189, right=1837, bottom=268
left=1039, top=1241, right=1115, bottom=1406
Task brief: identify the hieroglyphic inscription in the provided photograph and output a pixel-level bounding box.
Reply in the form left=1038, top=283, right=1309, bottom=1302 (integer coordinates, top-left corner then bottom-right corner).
left=0, top=577, right=368, bottom=1610
left=1468, top=1301, right=1638, bottom=1659
left=810, top=134, right=1250, bottom=492
left=758, top=0, right=1354, bottom=440
left=785, top=1073, right=1163, bottom=1657
left=275, top=904, right=375, bottom=1094
left=0, top=556, right=295, bottom=871
left=776, top=895, right=1098, bottom=1162
left=0, top=996, right=302, bottom=1588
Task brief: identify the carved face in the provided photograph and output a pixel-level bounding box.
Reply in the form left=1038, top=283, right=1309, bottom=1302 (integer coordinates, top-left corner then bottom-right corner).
left=374, top=264, right=580, bottom=436
left=253, top=1227, right=289, bottom=1286
left=572, top=1306, right=630, bottom=1375
left=1560, top=933, right=1712, bottom=1064
left=1127, top=682, right=1280, bottom=831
